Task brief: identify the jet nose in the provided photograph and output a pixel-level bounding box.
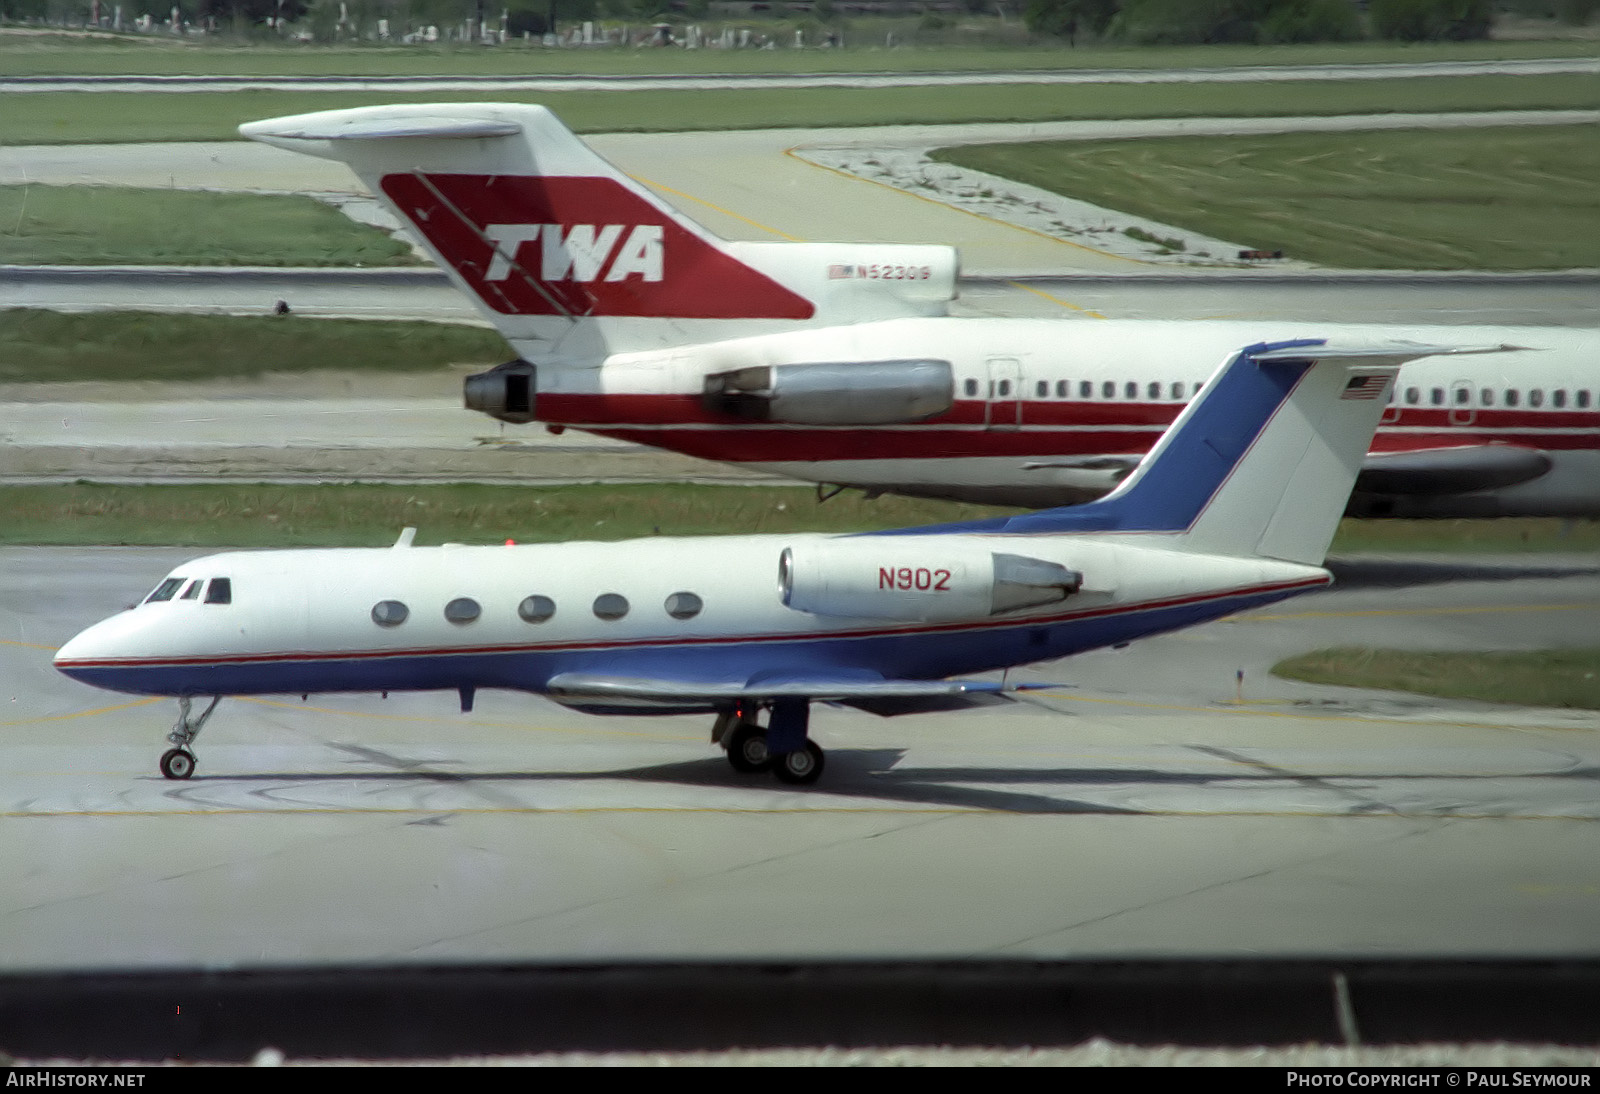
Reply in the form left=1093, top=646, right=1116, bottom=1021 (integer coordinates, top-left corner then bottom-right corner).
left=53, top=612, right=140, bottom=684
left=54, top=621, right=108, bottom=679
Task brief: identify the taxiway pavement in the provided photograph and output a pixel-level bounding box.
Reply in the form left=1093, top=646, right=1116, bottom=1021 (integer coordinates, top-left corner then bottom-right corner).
left=3, top=89, right=1599, bottom=980
left=3, top=547, right=1598, bottom=969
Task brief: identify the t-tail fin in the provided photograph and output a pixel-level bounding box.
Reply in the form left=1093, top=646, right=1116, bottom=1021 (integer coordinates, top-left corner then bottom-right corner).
left=1001, top=339, right=1504, bottom=564
left=240, top=103, right=957, bottom=364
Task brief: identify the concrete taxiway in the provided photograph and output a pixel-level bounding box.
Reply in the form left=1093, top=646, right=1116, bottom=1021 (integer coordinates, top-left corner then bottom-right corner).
left=3, top=547, right=1598, bottom=970
left=3, top=81, right=1599, bottom=986
left=7, top=266, right=1597, bottom=327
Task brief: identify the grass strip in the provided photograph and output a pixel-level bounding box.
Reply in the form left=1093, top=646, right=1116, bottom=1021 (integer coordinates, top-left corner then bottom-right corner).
left=1273, top=646, right=1600, bottom=710
left=1327, top=518, right=1600, bottom=554
left=0, top=482, right=1020, bottom=548
left=0, top=310, right=512, bottom=383
left=0, top=185, right=419, bottom=267
left=0, top=483, right=1596, bottom=552
left=5, top=73, right=1597, bottom=144
left=2, top=36, right=1595, bottom=77
left=935, top=124, right=1600, bottom=269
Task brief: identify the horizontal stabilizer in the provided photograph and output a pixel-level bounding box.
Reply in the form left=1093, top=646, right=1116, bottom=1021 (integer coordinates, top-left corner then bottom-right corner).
left=241, top=115, right=522, bottom=143
left=1251, top=342, right=1525, bottom=367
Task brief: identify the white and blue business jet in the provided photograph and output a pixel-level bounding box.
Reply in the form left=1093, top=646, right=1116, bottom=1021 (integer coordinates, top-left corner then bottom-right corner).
left=54, top=338, right=1457, bottom=785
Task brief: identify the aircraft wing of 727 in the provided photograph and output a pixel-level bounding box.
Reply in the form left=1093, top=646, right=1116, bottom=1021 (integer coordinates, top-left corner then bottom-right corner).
left=59, top=337, right=1425, bottom=786
left=241, top=103, right=1600, bottom=520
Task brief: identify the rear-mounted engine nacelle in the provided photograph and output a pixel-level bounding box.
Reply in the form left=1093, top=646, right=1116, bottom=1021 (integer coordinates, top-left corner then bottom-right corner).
left=464, top=359, right=537, bottom=424
left=703, top=360, right=953, bottom=424
left=780, top=541, right=1081, bottom=623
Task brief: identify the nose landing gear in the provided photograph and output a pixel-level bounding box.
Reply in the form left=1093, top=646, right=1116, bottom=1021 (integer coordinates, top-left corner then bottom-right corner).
left=160, top=695, right=220, bottom=780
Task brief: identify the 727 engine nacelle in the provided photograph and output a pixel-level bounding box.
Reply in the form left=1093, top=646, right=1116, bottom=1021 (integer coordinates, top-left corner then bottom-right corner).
left=463, top=359, right=538, bottom=424
left=703, top=359, right=953, bottom=424
left=779, top=540, right=1082, bottom=623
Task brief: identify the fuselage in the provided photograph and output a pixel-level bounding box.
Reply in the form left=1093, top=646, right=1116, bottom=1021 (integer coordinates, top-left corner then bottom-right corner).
left=53, top=532, right=1327, bottom=702
left=516, top=318, right=1600, bottom=516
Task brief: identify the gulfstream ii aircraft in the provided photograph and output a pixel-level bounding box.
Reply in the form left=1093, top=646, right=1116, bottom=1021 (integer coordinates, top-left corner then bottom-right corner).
left=58, top=338, right=1443, bottom=785
left=240, top=103, right=1600, bottom=519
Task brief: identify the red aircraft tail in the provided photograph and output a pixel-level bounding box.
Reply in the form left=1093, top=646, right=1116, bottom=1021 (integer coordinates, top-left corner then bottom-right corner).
left=242, top=103, right=957, bottom=361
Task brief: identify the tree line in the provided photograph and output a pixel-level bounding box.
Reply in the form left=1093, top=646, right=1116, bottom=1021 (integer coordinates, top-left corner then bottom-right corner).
left=1021, top=0, right=1505, bottom=44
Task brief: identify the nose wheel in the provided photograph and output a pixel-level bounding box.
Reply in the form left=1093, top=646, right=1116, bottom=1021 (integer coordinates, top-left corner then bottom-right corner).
left=160, top=748, right=196, bottom=780
left=159, top=695, right=219, bottom=780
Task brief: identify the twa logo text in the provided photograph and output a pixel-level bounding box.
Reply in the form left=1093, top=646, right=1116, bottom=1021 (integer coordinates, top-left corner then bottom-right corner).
left=484, top=223, right=665, bottom=283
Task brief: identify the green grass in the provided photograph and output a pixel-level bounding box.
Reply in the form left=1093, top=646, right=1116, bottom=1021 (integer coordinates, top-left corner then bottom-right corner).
left=5, top=72, right=1598, bottom=144
left=1, top=35, right=1594, bottom=77
left=0, top=483, right=1595, bottom=551
left=1272, top=646, right=1600, bottom=710
left=0, top=483, right=1021, bottom=548
left=1327, top=517, right=1600, bottom=554
left=0, top=185, right=420, bottom=266
left=935, top=124, right=1600, bottom=269
left=0, top=310, right=511, bottom=383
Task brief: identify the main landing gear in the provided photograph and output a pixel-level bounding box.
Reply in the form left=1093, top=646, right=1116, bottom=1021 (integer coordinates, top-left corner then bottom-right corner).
left=712, top=700, right=826, bottom=786
left=159, top=695, right=220, bottom=780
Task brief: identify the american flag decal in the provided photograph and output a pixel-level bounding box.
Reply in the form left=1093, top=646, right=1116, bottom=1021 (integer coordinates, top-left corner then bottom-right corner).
left=1342, top=374, right=1388, bottom=400
left=827, top=264, right=855, bottom=280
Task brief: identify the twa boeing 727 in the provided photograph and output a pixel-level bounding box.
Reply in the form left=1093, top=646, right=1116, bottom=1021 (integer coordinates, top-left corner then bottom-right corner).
left=58, top=337, right=1424, bottom=784
left=241, top=104, right=1600, bottom=518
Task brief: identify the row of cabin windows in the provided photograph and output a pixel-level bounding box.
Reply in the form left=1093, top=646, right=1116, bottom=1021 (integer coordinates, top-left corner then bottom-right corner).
left=961, top=378, right=1198, bottom=401
left=370, top=591, right=705, bottom=628
left=145, top=577, right=231, bottom=605
left=1399, top=386, right=1593, bottom=409
left=958, top=377, right=1594, bottom=411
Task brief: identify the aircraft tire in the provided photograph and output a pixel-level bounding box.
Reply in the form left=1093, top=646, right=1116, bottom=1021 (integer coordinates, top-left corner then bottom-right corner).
left=160, top=748, right=196, bottom=780
left=772, top=741, right=825, bottom=786
left=726, top=723, right=772, bottom=773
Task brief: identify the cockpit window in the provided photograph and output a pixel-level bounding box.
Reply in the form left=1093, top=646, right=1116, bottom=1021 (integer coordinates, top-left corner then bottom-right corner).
left=144, top=577, right=185, bottom=604
left=204, top=578, right=232, bottom=605
left=179, top=580, right=203, bottom=600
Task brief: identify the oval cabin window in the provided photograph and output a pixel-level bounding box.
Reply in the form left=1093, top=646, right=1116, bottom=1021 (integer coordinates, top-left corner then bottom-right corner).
left=518, top=595, right=556, bottom=624
left=444, top=598, right=481, bottom=624
left=371, top=600, right=409, bottom=627
left=665, top=592, right=703, bottom=620
left=593, top=593, right=629, bottom=621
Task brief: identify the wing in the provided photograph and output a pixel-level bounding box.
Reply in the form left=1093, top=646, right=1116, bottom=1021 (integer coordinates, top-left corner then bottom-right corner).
left=1357, top=445, right=1553, bottom=496
left=543, top=671, right=1028, bottom=717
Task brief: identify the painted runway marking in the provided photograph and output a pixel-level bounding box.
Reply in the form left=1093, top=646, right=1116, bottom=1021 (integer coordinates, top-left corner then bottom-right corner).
left=1006, top=280, right=1109, bottom=318
left=0, top=696, right=161, bottom=728
left=630, top=173, right=801, bottom=242
left=1037, top=690, right=1593, bottom=734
